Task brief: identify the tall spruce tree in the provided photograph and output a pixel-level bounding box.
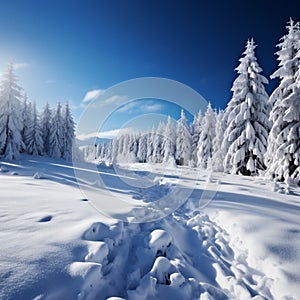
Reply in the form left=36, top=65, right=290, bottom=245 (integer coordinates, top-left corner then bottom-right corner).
left=41, top=102, right=52, bottom=156
left=0, top=61, right=24, bottom=160
left=212, top=110, right=226, bottom=172
left=265, top=19, right=300, bottom=184
left=176, top=109, right=192, bottom=165
left=62, top=102, right=75, bottom=160
left=222, top=39, right=270, bottom=175
left=25, top=102, right=43, bottom=155
left=197, top=102, right=216, bottom=169
left=48, top=102, right=64, bottom=158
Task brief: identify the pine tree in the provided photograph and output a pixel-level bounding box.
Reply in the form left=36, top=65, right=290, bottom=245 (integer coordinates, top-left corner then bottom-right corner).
left=62, top=102, right=75, bottom=160
left=190, top=110, right=202, bottom=166
left=48, top=102, right=64, bottom=158
left=146, top=128, right=154, bottom=163
left=21, top=95, right=33, bottom=153
left=161, top=116, right=176, bottom=164
left=265, top=19, right=300, bottom=184
left=212, top=110, right=226, bottom=171
left=137, top=134, right=147, bottom=163
left=222, top=39, right=270, bottom=175
left=25, top=102, right=43, bottom=155
left=152, top=122, right=165, bottom=163
left=41, top=102, right=52, bottom=156
left=197, top=103, right=216, bottom=169
left=176, top=109, right=192, bottom=165
left=0, top=61, right=24, bottom=160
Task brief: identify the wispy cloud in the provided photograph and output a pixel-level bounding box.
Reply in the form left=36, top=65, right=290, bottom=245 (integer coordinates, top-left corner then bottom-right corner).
left=82, top=89, right=105, bottom=103
left=15, top=62, right=30, bottom=70
left=45, top=79, right=56, bottom=84
left=117, top=100, right=163, bottom=114
left=77, top=128, right=132, bottom=140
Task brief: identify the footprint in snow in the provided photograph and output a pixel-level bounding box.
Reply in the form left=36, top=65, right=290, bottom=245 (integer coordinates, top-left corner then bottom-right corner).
left=38, top=215, right=52, bottom=222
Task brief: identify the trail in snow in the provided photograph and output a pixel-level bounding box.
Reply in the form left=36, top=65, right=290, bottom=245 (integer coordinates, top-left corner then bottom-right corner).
left=1, top=156, right=300, bottom=299
left=70, top=208, right=274, bottom=300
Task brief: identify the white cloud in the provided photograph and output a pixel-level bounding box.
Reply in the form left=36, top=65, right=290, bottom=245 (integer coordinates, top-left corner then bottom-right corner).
left=82, top=89, right=105, bottom=103
left=77, top=128, right=132, bottom=140
left=45, top=79, right=56, bottom=84
left=14, top=62, right=30, bottom=70
left=117, top=101, right=163, bottom=114
left=140, top=103, right=163, bottom=113
left=101, top=95, right=128, bottom=106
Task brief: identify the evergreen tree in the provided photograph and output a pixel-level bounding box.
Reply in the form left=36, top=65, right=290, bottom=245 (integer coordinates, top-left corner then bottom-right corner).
left=176, top=109, right=192, bottom=165
left=212, top=110, right=226, bottom=171
left=0, top=61, right=24, bottom=160
left=146, top=129, right=155, bottom=162
left=222, top=39, right=270, bottom=175
left=197, top=103, right=216, bottom=168
left=152, top=122, right=165, bottom=163
left=25, top=102, right=43, bottom=155
left=62, top=102, right=75, bottom=160
left=41, top=102, right=52, bottom=156
left=137, top=134, right=147, bottom=163
left=190, top=110, right=202, bottom=166
left=48, top=102, right=64, bottom=158
left=265, top=19, right=300, bottom=184
left=162, top=116, right=176, bottom=164
left=21, top=95, right=33, bottom=153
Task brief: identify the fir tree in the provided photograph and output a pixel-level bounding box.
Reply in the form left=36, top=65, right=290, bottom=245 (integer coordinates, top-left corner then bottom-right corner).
left=41, top=102, right=52, bottom=156
left=48, top=102, right=64, bottom=158
left=190, top=110, right=203, bottom=166
left=222, top=39, right=270, bottom=175
left=162, top=116, right=176, bottom=164
left=62, top=102, right=75, bottom=160
left=212, top=110, right=226, bottom=171
left=25, top=102, right=43, bottom=155
left=265, top=19, right=300, bottom=184
left=197, top=103, right=216, bottom=169
left=0, top=61, right=24, bottom=160
left=176, top=109, right=192, bottom=165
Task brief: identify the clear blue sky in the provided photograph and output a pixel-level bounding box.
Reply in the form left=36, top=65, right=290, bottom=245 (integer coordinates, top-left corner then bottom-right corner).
left=0, top=0, right=299, bottom=133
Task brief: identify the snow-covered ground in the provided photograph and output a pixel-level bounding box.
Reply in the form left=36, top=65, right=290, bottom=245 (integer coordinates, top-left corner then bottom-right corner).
left=0, top=156, right=299, bottom=300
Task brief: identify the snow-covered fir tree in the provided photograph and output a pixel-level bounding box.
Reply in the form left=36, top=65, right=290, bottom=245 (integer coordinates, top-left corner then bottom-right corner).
left=127, top=132, right=138, bottom=163
left=48, top=102, right=64, bottom=158
left=146, top=128, right=155, bottom=163
left=25, top=102, right=43, bottom=155
left=161, top=116, right=176, bottom=164
left=0, top=62, right=24, bottom=160
left=212, top=110, right=226, bottom=171
left=62, top=102, right=75, bottom=160
left=21, top=95, right=33, bottom=152
left=41, top=102, right=52, bottom=156
left=111, top=136, right=120, bottom=162
left=152, top=122, right=165, bottom=163
left=176, top=109, right=192, bottom=165
left=265, top=19, right=300, bottom=184
left=190, top=110, right=202, bottom=166
left=137, top=134, right=147, bottom=163
left=197, top=103, right=216, bottom=169
left=222, top=39, right=270, bottom=175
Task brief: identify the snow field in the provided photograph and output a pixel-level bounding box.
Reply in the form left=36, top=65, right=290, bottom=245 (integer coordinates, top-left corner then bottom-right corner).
left=1, top=157, right=300, bottom=299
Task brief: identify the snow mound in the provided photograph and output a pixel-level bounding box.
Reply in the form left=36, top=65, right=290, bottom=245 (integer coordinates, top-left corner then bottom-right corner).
left=149, top=229, right=172, bottom=256
left=85, top=241, right=109, bottom=263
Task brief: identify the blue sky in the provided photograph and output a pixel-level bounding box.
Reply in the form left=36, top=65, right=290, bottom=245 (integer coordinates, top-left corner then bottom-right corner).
left=0, top=0, right=299, bottom=135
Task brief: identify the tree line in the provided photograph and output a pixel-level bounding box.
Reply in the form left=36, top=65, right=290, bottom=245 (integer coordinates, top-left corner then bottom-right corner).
left=0, top=62, right=75, bottom=160
left=86, top=19, right=300, bottom=186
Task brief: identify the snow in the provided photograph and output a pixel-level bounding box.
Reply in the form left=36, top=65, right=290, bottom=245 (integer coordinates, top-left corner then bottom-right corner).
left=1, top=156, right=300, bottom=299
